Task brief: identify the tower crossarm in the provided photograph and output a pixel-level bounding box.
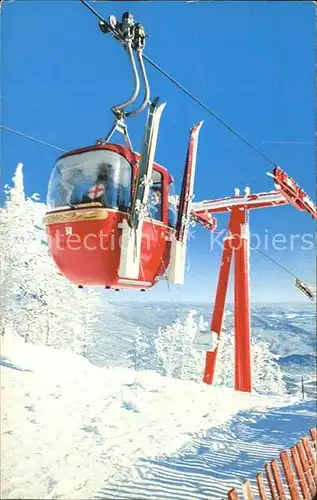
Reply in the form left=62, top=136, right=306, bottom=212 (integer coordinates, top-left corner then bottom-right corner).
left=191, top=191, right=287, bottom=215
left=192, top=167, right=316, bottom=219
left=271, top=166, right=316, bottom=219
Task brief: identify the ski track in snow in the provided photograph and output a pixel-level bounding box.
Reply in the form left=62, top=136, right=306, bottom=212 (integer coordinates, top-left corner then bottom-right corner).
left=97, top=402, right=316, bottom=500
left=1, top=332, right=315, bottom=500
left=94, top=401, right=316, bottom=500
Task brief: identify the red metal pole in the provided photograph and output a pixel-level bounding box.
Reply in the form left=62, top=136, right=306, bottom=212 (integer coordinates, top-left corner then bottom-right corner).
left=203, top=216, right=234, bottom=384
left=231, top=208, right=252, bottom=392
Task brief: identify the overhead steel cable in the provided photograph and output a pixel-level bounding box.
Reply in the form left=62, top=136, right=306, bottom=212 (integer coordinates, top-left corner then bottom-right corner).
left=0, top=124, right=66, bottom=152
left=254, top=247, right=300, bottom=280
left=3, top=1, right=279, bottom=167
left=79, top=0, right=278, bottom=168
left=255, top=247, right=315, bottom=300
left=142, top=54, right=278, bottom=167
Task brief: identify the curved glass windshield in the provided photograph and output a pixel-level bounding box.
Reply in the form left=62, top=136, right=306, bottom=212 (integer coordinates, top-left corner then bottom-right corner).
left=47, top=149, right=132, bottom=211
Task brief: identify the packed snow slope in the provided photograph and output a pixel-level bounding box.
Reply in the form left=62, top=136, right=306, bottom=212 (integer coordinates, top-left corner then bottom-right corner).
left=1, top=331, right=315, bottom=500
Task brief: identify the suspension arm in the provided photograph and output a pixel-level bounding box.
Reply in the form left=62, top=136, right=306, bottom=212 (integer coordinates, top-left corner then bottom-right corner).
left=112, top=42, right=140, bottom=114
left=125, top=49, right=150, bottom=118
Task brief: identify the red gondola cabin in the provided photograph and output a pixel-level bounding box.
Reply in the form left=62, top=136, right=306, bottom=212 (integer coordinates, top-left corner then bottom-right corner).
left=44, top=144, right=178, bottom=290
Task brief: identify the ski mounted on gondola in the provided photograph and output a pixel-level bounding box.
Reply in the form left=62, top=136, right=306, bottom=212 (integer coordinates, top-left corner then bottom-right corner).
left=119, top=97, right=166, bottom=280
left=129, top=98, right=166, bottom=230
left=168, top=121, right=204, bottom=285
left=176, top=121, right=204, bottom=243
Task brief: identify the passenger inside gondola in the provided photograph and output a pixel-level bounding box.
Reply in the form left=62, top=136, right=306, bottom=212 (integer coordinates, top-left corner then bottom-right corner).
left=81, top=163, right=115, bottom=206
left=149, top=185, right=162, bottom=221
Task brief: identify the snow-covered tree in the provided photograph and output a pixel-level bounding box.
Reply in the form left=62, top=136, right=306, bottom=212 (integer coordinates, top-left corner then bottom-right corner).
left=0, top=163, right=102, bottom=354
left=251, top=339, right=286, bottom=395
left=128, top=306, right=286, bottom=393
left=213, top=320, right=287, bottom=395
left=127, top=327, right=155, bottom=371
left=0, top=163, right=36, bottom=337
left=151, top=311, right=204, bottom=381
left=126, top=311, right=205, bottom=380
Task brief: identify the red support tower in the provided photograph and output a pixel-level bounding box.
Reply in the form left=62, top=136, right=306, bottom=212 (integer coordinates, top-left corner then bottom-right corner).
left=192, top=168, right=316, bottom=392
left=232, top=208, right=251, bottom=392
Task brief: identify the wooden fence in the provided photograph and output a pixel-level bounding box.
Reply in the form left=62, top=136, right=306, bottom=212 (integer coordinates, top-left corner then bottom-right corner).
left=227, top=428, right=317, bottom=500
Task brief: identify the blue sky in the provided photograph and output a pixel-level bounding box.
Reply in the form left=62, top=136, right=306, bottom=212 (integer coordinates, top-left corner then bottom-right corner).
left=1, top=1, right=315, bottom=303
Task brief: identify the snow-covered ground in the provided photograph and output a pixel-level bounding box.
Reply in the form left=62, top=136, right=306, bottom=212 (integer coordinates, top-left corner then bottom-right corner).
left=1, top=329, right=315, bottom=500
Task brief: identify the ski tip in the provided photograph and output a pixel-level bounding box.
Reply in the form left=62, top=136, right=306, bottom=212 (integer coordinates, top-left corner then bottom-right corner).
left=159, top=102, right=167, bottom=110
left=191, top=120, right=204, bottom=132
left=149, top=97, right=167, bottom=112
left=154, top=102, right=167, bottom=117
left=191, top=120, right=204, bottom=130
